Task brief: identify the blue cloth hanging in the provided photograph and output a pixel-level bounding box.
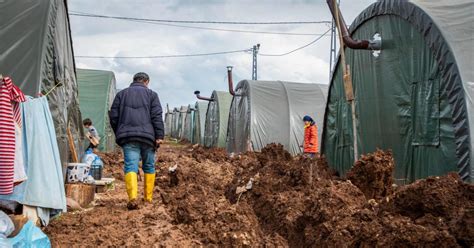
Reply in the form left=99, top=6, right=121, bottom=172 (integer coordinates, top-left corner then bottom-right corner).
left=0, top=96, right=66, bottom=225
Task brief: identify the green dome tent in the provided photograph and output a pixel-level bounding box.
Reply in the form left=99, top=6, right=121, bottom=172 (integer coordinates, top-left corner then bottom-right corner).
left=322, top=0, right=474, bottom=182
left=0, top=0, right=83, bottom=166
left=77, top=69, right=117, bottom=152
left=227, top=80, right=328, bottom=155
left=193, top=101, right=209, bottom=145
left=204, top=91, right=232, bottom=148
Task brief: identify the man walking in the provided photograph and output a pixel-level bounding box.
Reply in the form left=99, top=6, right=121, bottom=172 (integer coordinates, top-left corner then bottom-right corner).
left=109, top=72, right=164, bottom=210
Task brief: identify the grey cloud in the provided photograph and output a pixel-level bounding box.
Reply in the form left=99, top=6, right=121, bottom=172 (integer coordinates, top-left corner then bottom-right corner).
left=70, top=0, right=375, bottom=108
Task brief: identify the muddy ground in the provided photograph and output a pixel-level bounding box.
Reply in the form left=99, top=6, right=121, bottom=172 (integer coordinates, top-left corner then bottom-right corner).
left=45, top=142, right=474, bottom=247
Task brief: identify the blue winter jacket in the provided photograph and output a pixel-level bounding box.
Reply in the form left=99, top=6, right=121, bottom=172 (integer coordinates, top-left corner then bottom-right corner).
left=109, top=82, right=164, bottom=147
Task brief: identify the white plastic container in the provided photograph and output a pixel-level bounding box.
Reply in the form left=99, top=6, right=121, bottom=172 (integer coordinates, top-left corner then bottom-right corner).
left=67, top=163, right=91, bottom=183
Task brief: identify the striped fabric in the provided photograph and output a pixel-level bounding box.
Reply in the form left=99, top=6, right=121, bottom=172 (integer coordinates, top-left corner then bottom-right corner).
left=0, top=77, right=26, bottom=194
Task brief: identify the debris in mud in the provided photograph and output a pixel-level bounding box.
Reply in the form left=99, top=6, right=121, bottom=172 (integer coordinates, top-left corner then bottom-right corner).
left=346, top=149, right=394, bottom=200
left=168, top=164, right=179, bottom=187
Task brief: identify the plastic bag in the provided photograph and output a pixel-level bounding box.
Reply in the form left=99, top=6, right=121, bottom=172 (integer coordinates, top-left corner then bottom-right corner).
left=0, top=211, right=14, bottom=239
left=6, top=220, right=51, bottom=248
left=82, top=149, right=97, bottom=166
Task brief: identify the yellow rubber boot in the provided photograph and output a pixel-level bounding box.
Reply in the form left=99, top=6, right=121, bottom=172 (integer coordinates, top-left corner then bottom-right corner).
left=124, top=172, right=138, bottom=210
left=144, top=173, right=156, bottom=203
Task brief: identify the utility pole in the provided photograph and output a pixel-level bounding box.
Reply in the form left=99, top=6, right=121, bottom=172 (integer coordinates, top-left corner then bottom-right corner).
left=252, top=44, right=260, bottom=80
left=329, top=0, right=340, bottom=79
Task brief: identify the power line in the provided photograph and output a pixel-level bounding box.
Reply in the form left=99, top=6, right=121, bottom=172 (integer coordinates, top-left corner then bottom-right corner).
left=69, top=12, right=331, bottom=25
left=75, top=48, right=252, bottom=59
left=120, top=19, right=331, bottom=36
left=75, top=29, right=332, bottom=59
left=259, top=28, right=331, bottom=56
left=70, top=11, right=330, bottom=36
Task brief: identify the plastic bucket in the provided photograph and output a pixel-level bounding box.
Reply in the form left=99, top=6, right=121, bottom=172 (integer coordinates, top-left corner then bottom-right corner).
left=90, top=166, right=102, bottom=180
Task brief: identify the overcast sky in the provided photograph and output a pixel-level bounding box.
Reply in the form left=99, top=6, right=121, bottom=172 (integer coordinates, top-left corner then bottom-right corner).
left=69, top=0, right=376, bottom=109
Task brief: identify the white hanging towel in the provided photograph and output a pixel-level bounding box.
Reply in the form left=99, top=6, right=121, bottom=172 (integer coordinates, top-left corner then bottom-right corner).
left=13, top=123, right=27, bottom=183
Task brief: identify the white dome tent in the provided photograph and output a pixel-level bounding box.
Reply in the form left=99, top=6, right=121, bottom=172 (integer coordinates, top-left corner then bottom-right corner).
left=227, top=79, right=328, bottom=155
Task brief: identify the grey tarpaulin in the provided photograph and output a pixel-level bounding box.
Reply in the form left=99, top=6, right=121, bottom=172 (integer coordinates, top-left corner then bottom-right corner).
left=170, top=107, right=179, bottom=138
left=164, top=110, right=172, bottom=136
left=204, top=91, right=232, bottom=148
left=0, top=0, right=83, bottom=171
left=171, top=108, right=179, bottom=139
left=164, top=105, right=173, bottom=137
left=182, top=104, right=195, bottom=142
left=227, top=80, right=328, bottom=155
left=193, top=101, right=209, bottom=145
left=177, top=106, right=188, bottom=140
left=322, top=0, right=474, bottom=182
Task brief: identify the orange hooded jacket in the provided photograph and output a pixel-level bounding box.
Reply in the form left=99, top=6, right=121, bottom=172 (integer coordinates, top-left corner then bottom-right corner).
left=304, top=124, right=318, bottom=153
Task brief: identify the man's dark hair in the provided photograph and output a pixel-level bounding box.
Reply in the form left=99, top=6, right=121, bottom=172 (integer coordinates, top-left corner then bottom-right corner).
left=83, top=118, right=92, bottom=126
left=133, top=72, right=150, bottom=82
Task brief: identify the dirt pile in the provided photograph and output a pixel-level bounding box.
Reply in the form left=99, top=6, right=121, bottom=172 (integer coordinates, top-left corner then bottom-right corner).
left=346, top=149, right=394, bottom=200
left=156, top=146, right=278, bottom=246
left=225, top=146, right=471, bottom=247
left=45, top=143, right=473, bottom=247
left=191, top=145, right=229, bottom=163
left=384, top=173, right=474, bottom=247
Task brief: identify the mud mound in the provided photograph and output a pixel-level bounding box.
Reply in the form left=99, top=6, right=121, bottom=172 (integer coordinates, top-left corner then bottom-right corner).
left=155, top=149, right=280, bottom=246
left=312, top=210, right=457, bottom=247
left=226, top=145, right=471, bottom=247
left=256, top=143, right=292, bottom=166
left=191, top=145, right=229, bottom=163
left=251, top=180, right=366, bottom=247
left=47, top=143, right=472, bottom=247
left=347, top=149, right=394, bottom=200
left=384, top=172, right=474, bottom=246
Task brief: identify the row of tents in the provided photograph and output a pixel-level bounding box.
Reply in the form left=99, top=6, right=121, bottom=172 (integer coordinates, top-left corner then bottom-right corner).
left=167, top=0, right=474, bottom=183
left=1, top=0, right=472, bottom=186
left=166, top=79, right=329, bottom=155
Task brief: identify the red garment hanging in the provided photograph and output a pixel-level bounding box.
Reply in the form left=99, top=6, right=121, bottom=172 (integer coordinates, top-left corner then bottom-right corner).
left=0, top=76, right=26, bottom=194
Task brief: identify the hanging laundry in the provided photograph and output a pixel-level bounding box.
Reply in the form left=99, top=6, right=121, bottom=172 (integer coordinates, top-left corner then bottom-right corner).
left=14, top=123, right=27, bottom=183
left=0, top=77, right=26, bottom=195
left=21, top=96, right=67, bottom=216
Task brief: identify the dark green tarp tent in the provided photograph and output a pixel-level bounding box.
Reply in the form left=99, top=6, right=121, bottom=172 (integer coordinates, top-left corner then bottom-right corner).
left=0, top=0, right=83, bottom=168
left=322, top=0, right=474, bottom=183
left=77, top=69, right=117, bottom=152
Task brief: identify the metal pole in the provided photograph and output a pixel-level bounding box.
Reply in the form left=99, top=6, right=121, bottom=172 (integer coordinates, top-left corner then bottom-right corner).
left=328, top=0, right=339, bottom=79
left=252, top=44, right=260, bottom=80
left=332, top=0, right=358, bottom=162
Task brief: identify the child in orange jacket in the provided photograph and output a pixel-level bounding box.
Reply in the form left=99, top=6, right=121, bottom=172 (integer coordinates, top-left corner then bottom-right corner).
left=303, top=115, right=318, bottom=157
